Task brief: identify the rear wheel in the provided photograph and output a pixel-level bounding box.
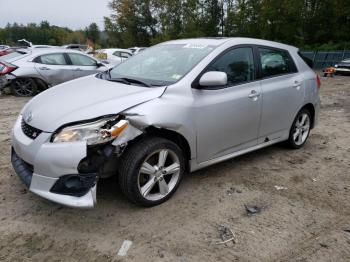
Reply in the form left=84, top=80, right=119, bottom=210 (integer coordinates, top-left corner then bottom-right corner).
left=286, top=109, right=311, bottom=149
left=11, top=78, right=37, bottom=97
left=118, top=137, right=185, bottom=207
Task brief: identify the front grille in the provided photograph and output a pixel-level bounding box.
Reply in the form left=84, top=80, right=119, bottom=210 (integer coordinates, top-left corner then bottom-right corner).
left=21, top=119, right=42, bottom=139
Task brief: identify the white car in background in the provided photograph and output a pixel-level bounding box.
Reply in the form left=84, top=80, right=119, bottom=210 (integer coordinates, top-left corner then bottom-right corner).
left=94, top=48, right=132, bottom=65
left=128, top=47, right=146, bottom=55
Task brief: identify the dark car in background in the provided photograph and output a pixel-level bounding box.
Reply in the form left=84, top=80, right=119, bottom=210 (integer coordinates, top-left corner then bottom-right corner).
left=335, top=59, right=350, bottom=75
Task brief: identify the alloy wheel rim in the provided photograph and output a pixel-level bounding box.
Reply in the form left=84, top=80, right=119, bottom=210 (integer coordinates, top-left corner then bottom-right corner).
left=137, top=149, right=180, bottom=201
left=293, top=113, right=310, bottom=146
left=13, top=79, right=34, bottom=96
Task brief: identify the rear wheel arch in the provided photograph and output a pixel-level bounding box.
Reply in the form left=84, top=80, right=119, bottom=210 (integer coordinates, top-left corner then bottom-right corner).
left=300, top=103, right=315, bottom=129
left=32, top=77, right=49, bottom=91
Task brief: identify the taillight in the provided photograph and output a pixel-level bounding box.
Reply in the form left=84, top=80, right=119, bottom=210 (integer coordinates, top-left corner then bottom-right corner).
left=0, top=61, right=17, bottom=75
left=316, top=74, right=321, bottom=89
left=0, top=50, right=11, bottom=56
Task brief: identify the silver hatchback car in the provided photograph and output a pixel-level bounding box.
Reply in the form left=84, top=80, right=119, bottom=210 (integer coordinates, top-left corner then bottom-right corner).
left=0, top=48, right=111, bottom=96
left=11, top=38, right=320, bottom=208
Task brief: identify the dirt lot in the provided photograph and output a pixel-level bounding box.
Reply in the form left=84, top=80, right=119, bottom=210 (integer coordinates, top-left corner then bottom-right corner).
left=0, top=76, right=349, bottom=262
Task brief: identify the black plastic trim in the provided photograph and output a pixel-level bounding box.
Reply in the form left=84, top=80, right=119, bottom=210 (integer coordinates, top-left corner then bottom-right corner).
left=50, top=173, right=98, bottom=197
left=11, top=148, right=33, bottom=188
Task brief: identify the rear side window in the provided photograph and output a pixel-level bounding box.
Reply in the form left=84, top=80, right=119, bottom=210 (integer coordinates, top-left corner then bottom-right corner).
left=112, top=51, right=121, bottom=57
left=207, top=47, right=255, bottom=86
left=259, top=48, right=297, bottom=77
left=36, top=53, right=67, bottom=65
left=68, top=53, right=97, bottom=66
left=121, top=52, right=131, bottom=58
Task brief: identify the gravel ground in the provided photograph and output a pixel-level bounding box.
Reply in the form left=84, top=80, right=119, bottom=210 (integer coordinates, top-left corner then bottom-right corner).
left=0, top=75, right=349, bottom=262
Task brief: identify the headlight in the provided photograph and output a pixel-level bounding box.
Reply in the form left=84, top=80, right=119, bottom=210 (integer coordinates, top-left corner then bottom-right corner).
left=52, top=116, right=129, bottom=145
left=334, top=64, right=338, bottom=68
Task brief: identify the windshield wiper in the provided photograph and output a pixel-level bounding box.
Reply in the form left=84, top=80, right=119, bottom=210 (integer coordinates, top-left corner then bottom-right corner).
left=109, top=77, right=151, bottom=87
left=108, top=77, right=131, bottom=85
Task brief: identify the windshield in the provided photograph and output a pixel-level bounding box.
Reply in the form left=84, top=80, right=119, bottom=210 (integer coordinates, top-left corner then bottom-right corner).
left=109, top=44, right=215, bottom=86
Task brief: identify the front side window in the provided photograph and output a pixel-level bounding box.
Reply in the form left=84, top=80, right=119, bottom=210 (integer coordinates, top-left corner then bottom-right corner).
left=68, top=53, right=97, bottom=66
left=38, top=53, right=67, bottom=65
left=110, top=44, right=215, bottom=85
left=259, top=48, right=296, bottom=77
left=207, top=47, right=255, bottom=86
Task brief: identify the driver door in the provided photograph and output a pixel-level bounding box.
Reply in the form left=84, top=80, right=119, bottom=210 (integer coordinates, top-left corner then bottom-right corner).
left=194, top=47, right=262, bottom=163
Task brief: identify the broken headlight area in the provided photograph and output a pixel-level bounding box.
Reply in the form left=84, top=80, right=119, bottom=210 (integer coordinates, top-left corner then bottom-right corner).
left=51, top=115, right=129, bottom=145
left=50, top=173, right=97, bottom=197
left=78, top=144, right=118, bottom=175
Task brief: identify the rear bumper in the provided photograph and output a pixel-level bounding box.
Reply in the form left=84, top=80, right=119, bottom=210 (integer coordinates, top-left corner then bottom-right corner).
left=0, top=74, right=15, bottom=90
left=11, top=115, right=97, bottom=208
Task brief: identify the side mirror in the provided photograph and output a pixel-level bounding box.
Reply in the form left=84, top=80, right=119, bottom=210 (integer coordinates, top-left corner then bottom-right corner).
left=199, top=71, right=227, bottom=87
left=96, top=61, right=104, bottom=68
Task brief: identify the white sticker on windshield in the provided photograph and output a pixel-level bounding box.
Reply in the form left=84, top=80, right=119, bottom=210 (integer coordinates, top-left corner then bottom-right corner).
left=171, top=74, right=182, bottom=80
left=183, top=43, right=208, bottom=49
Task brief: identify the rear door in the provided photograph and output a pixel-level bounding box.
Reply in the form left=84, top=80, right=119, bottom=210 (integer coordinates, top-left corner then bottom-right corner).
left=34, top=53, right=74, bottom=85
left=67, top=53, right=102, bottom=78
left=257, top=47, right=304, bottom=142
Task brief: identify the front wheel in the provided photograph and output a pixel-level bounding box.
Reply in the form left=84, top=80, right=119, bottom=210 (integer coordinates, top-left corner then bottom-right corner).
left=118, top=137, right=185, bottom=207
left=286, top=109, right=311, bottom=149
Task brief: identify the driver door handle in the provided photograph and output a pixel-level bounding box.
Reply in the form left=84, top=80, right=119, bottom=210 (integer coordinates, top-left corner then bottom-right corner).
left=248, top=90, right=260, bottom=99
left=39, top=67, right=50, bottom=70
left=293, top=81, right=302, bottom=89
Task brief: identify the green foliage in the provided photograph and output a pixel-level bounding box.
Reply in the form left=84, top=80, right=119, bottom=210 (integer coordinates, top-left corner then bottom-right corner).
left=1, top=0, right=349, bottom=50
left=0, top=21, right=93, bottom=46
left=104, top=0, right=350, bottom=50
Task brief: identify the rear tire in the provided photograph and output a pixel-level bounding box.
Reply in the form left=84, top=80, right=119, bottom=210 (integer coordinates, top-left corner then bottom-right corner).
left=286, top=108, right=311, bottom=149
left=11, top=78, right=38, bottom=97
left=118, top=137, right=185, bottom=207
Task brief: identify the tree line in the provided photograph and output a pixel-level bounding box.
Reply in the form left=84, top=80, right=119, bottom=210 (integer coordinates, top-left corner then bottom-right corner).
left=1, top=0, right=350, bottom=50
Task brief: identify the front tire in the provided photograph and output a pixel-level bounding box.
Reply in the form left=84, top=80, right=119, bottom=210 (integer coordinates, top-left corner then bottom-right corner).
left=11, top=78, right=38, bottom=97
left=286, top=109, right=311, bottom=149
left=118, top=137, right=185, bottom=207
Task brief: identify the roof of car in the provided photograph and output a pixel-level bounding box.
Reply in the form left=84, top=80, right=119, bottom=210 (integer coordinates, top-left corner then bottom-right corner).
left=26, top=48, right=89, bottom=56
left=162, top=37, right=298, bottom=51
left=100, top=48, right=132, bottom=53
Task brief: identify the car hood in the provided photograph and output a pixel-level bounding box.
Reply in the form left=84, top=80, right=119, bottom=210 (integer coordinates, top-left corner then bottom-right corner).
left=21, top=75, right=166, bottom=132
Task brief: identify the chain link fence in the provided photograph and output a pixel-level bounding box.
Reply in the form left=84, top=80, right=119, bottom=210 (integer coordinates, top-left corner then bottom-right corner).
left=300, top=50, right=350, bottom=69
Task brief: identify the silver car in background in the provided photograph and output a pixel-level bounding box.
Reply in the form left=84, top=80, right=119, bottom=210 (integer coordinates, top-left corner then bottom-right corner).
left=11, top=38, right=320, bottom=208
left=0, top=48, right=111, bottom=96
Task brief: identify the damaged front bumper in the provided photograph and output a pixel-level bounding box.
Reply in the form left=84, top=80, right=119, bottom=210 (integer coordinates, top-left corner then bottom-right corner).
left=11, top=115, right=144, bottom=208
left=11, top=115, right=98, bottom=208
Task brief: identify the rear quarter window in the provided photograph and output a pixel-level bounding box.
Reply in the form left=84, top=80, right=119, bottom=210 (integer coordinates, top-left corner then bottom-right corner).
left=298, top=52, right=314, bottom=68
left=259, top=48, right=297, bottom=78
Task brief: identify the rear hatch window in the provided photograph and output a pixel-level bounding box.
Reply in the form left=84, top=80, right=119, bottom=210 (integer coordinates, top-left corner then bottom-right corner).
left=0, top=51, right=29, bottom=62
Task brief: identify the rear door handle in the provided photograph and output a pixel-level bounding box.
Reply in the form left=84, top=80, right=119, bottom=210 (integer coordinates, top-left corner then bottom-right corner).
left=74, top=68, right=83, bottom=71
left=39, top=67, right=50, bottom=70
left=248, top=90, right=260, bottom=99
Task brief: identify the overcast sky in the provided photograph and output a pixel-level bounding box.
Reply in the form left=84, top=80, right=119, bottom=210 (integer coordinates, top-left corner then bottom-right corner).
left=0, top=0, right=111, bottom=30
